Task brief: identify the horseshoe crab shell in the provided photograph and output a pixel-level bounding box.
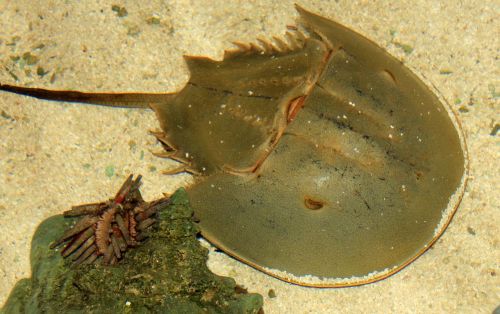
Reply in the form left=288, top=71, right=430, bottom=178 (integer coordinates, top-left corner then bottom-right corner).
left=0, top=6, right=468, bottom=287
left=171, top=6, right=468, bottom=286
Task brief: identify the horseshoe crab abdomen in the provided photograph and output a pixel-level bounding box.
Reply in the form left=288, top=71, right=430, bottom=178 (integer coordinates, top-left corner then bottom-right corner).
left=151, top=37, right=328, bottom=175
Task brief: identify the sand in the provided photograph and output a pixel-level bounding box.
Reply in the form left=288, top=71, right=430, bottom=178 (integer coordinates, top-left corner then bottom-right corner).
left=0, top=1, right=498, bottom=313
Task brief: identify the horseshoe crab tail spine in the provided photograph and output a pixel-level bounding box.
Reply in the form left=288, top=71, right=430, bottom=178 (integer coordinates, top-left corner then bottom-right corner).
left=0, top=83, right=174, bottom=109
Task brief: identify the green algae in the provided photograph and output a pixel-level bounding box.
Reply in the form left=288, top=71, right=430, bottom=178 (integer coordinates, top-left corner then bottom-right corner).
left=1, top=189, right=263, bottom=313
left=104, top=165, right=115, bottom=177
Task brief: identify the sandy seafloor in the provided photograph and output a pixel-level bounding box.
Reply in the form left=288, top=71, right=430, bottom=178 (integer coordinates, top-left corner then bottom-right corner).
left=0, top=0, right=498, bottom=312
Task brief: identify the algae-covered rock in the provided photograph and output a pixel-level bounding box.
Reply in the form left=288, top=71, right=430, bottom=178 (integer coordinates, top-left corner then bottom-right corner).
left=2, top=189, right=263, bottom=313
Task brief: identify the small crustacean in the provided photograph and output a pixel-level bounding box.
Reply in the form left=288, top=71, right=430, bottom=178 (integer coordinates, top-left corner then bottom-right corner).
left=0, top=6, right=468, bottom=286
left=51, top=174, right=170, bottom=265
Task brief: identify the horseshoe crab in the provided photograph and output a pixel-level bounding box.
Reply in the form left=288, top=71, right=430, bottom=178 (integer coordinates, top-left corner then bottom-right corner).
left=0, top=6, right=467, bottom=287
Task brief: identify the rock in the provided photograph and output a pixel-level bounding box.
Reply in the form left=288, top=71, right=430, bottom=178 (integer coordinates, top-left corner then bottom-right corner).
left=1, top=188, right=263, bottom=313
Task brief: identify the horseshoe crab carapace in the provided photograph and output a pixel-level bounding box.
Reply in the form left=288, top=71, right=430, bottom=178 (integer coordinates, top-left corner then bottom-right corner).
left=0, top=5, right=467, bottom=286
